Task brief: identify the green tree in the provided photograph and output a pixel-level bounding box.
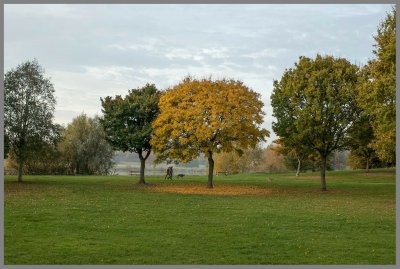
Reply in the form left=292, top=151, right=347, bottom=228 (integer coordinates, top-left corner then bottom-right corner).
left=270, top=69, right=315, bottom=177
left=6, top=124, right=67, bottom=175
left=24, top=124, right=65, bottom=174
left=282, top=153, right=319, bottom=174
left=348, top=114, right=377, bottom=173
left=151, top=77, right=269, bottom=188
left=4, top=59, right=58, bottom=182
left=359, top=7, right=396, bottom=164
left=100, top=84, right=160, bottom=184
left=271, top=55, right=360, bottom=191
left=59, top=114, right=114, bottom=175
left=274, top=138, right=314, bottom=177
left=347, top=150, right=383, bottom=170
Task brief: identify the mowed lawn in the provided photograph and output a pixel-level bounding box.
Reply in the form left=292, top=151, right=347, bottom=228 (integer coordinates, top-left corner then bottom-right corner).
left=4, top=168, right=396, bottom=265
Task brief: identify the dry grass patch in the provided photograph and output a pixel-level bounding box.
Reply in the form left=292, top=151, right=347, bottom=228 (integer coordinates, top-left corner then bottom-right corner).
left=4, top=182, right=56, bottom=197
left=145, top=183, right=273, bottom=196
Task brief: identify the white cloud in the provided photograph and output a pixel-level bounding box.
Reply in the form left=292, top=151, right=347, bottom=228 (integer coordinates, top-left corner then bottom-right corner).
left=107, top=40, right=158, bottom=52
left=164, top=46, right=230, bottom=62
left=200, top=47, right=229, bottom=59
left=164, top=48, right=203, bottom=61
left=82, top=65, right=136, bottom=80
left=243, top=48, right=289, bottom=59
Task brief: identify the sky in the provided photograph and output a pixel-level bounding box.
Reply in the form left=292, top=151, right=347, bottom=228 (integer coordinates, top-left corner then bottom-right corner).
left=4, top=4, right=393, bottom=145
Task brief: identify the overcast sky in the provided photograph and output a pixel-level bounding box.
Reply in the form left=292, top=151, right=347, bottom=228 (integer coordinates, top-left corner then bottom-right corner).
left=4, top=4, right=393, bottom=145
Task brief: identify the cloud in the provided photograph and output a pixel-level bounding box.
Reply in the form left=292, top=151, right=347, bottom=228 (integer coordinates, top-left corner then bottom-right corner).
left=201, top=47, right=229, bottom=59
left=164, top=48, right=204, bottom=62
left=82, top=65, right=136, bottom=80
left=107, top=40, right=158, bottom=52
left=163, top=46, right=230, bottom=64
left=54, top=110, right=86, bottom=127
left=5, top=4, right=394, bottom=144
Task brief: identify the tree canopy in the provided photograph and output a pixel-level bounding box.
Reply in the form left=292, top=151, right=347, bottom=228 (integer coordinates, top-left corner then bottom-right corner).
left=273, top=138, right=315, bottom=177
left=100, top=84, right=160, bottom=184
left=214, top=144, right=265, bottom=174
left=59, top=114, right=114, bottom=175
left=358, top=7, right=396, bottom=164
left=151, top=77, right=269, bottom=188
left=4, top=59, right=58, bottom=182
left=271, top=55, right=360, bottom=190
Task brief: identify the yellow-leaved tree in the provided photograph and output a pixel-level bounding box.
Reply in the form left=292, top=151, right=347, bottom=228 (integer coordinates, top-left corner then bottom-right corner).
left=151, top=77, right=269, bottom=188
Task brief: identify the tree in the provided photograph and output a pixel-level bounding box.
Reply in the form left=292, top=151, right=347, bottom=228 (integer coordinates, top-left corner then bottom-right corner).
left=4, top=59, right=58, bottom=182
left=347, top=150, right=383, bottom=171
left=262, top=143, right=288, bottom=173
left=23, top=124, right=65, bottom=174
left=271, top=55, right=360, bottom=191
left=282, top=152, right=320, bottom=174
left=348, top=114, right=376, bottom=173
left=238, top=145, right=265, bottom=173
left=58, top=114, right=114, bottom=175
left=214, top=151, right=241, bottom=174
left=6, top=124, right=67, bottom=175
left=214, top=144, right=265, bottom=174
left=358, top=7, right=396, bottom=164
left=269, top=68, right=316, bottom=177
left=274, top=138, right=314, bottom=177
left=151, top=77, right=269, bottom=188
left=100, top=84, right=160, bottom=184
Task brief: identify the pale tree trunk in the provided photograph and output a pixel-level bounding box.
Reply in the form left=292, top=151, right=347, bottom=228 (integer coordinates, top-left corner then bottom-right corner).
left=296, top=158, right=301, bottom=177
left=320, top=155, right=327, bottom=191
left=207, top=151, right=214, bottom=189
left=366, top=158, right=370, bottom=173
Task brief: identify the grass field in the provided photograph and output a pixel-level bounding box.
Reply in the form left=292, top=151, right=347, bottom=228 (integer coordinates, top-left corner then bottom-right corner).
left=4, top=168, right=396, bottom=265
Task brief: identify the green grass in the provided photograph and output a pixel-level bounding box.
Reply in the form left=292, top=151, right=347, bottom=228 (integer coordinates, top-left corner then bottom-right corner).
left=4, top=168, right=396, bottom=265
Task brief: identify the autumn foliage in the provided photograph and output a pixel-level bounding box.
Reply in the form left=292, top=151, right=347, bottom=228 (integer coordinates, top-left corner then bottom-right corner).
left=358, top=8, right=396, bottom=164
left=151, top=77, right=269, bottom=188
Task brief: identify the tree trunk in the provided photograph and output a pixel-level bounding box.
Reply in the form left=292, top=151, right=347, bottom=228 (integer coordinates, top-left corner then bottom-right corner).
left=320, top=155, right=327, bottom=191
left=138, top=153, right=146, bottom=185
left=296, top=158, right=301, bottom=177
left=18, top=160, right=24, bottom=183
left=207, top=152, right=214, bottom=189
left=137, top=150, right=150, bottom=185
left=366, top=158, right=370, bottom=173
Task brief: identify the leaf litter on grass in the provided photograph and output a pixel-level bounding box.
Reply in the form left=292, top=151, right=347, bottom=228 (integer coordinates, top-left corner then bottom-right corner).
left=145, top=183, right=273, bottom=196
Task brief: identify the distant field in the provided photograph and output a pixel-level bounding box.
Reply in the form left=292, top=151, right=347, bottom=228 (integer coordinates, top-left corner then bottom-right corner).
left=4, top=168, right=396, bottom=265
left=114, top=162, right=207, bottom=176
